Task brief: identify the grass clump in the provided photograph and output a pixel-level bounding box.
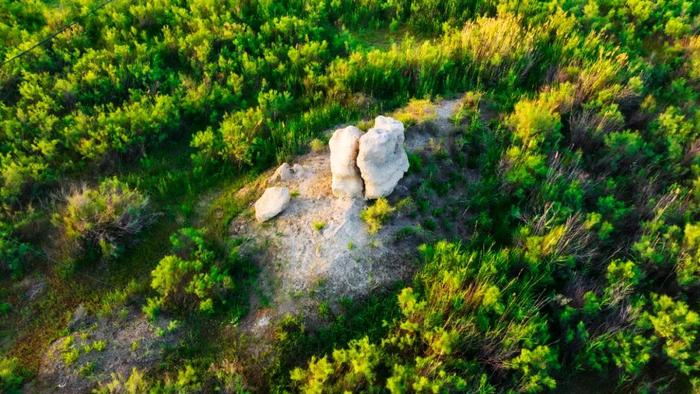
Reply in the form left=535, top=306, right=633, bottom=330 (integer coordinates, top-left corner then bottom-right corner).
left=309, top=138, right=326, bottom=153
left=78, top=361, right=95, bottom=377
left=361, top=198, right=396, bottom=235
left=53, top=178, right=156, bottom=265
left=95, top=363, right=248, bottom=394
left=62, top=348, right=80, bottom=366
left=393, top=98, right=437, bottom=126
left=145, top=227, right=244, bottom=318
left=312, top=221, right=326, bottom=232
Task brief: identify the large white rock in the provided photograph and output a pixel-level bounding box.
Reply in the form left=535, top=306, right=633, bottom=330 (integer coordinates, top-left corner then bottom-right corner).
left=374, top=115, right=404, bottom=133
left=329, top=126, right=364, bottom=198
left=255, top=187, right=291, bottom=222
left=357, top=116, right=409, bottom=199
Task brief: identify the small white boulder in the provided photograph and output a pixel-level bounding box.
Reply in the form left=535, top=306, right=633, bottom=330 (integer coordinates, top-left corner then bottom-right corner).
left=269, top=163, right=292, bottom=183
left=269, top=163, right=307, bottom=184
left=357, top=116, right=409, bottom=199
left=329, top=126, right=364, bottom=198
left=255, top=187, right=291, bottom=222
left=291, top=164, right=306, bottom=178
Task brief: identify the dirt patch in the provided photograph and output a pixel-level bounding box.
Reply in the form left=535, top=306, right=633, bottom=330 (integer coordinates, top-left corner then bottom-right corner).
left=31, top=309, right=178, bottom=393
left=231, top=96, right=469, bottom=336
left=231, top=152, right=414, bottom=320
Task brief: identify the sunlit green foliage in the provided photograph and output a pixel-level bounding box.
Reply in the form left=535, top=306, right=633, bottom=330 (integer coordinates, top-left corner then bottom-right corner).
left=94, top=365, right=239, bottom=394
left=2, top=0, right=700, bottom=391
left=145, top=227, right=239, bottom=317
left=293, top=242, right=560, bottom=392
left=0, top=221, right=30, bottom=278
left=53, top=178, right=154, bottom=264
left=360, top=198, right=395, bottom=234
left=0, top=357, right=27, bottom=393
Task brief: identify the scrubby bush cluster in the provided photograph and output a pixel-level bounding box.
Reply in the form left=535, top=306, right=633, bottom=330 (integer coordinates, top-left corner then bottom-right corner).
left=292, top=242, right=558, bottom=392
left=2, top=0, right=508, bottom=282
left=94, top=363, right=248, bottom=394
left=53, top=178, right=155, bottom=264
left=144, top=228, right=244, bottom=318
left=286, top=1, right=700, bottom=392
left=0, top=2, right=552, bottom=279
left=2, top=0, right=700, bottom=392
left=0, top=357, right=27, bottom=393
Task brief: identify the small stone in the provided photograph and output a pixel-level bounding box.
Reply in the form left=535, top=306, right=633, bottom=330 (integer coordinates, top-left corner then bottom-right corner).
left=291, top=164, right=306, bottom=178
left=269, top=163, right=307, bottom=184
left=329, top=126, right=363, bottom=198
left=16, top=276, right=46, bottom=301
left=255, top=187, right=291, bottom=222
left=269, top=163, right=292, bottom=183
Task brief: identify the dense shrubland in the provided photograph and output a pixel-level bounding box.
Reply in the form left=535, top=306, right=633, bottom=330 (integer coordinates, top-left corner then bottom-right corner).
left=1, top=0, right=700, bottom=392
left=287, top=1, right=700, bottom=392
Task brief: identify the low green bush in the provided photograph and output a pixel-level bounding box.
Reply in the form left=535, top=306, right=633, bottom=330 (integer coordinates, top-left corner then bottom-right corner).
left=0, top=221, right=30, bottom=279
left=292, top=242, right=556, bottom=392
left=145, top=227, right=240, bottom=318
left=0, top=357, right=27, bottom=393
left=360, top=198, right=396, bottom=234
left=53, top=178, right=155, bottom=264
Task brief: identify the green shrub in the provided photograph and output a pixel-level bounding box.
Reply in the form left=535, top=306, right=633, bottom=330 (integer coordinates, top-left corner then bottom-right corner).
left=677, top=222, right=700, bottom=286
left=645, top=294, right=700, bottom=376
left=0, top=221, right=30, bottom=279
left=146, top=227, right=236, bottom=317
left=54, top=178, right=155, bottom=263
left=508, top=345, right=559, bottom=392
left=360, top=198, right=395, bottom=234
left=219, top=107, right=266, bottom=166
left=0, top=357, right=27, bottom=393
left=290, top=337, right=382, bottom=392
left=602, top=130, right=652, bottom=173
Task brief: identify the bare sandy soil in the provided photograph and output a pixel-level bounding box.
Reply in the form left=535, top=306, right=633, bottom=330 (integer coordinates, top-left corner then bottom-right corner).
left=232, top=98, right=465, bottom=339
